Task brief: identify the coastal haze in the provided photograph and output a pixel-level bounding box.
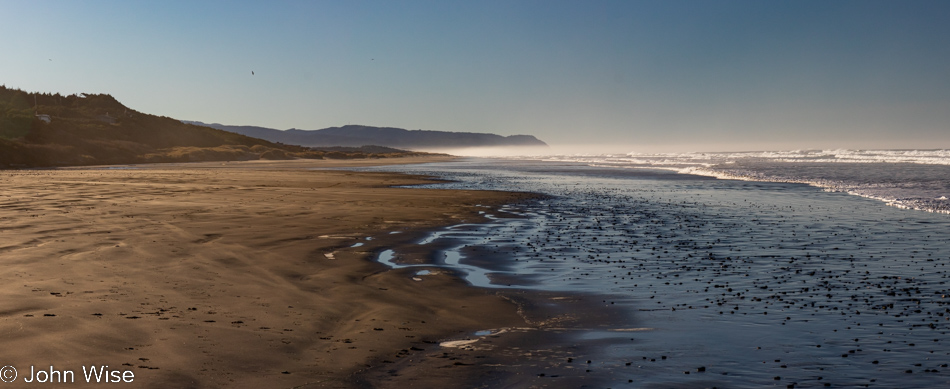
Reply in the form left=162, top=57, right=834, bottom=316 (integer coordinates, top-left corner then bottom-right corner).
left=3, top=1, right=950, bottom=388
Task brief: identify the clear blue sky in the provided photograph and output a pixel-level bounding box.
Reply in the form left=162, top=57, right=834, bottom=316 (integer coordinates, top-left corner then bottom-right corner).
left=2, top=0, right=949, bottom=152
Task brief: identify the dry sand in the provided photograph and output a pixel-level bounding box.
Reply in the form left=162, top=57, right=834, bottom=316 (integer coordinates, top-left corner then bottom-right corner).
left=0, top=158, right=541, bottom=388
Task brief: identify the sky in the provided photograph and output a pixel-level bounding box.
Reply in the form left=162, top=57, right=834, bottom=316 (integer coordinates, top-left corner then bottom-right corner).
left=2, top=0, right=949, bottom=153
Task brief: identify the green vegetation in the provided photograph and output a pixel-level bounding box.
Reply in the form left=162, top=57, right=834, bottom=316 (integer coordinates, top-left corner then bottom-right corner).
left=0, top=86, right=424, bottom=168
left=0, top=88, right=34, bottom=140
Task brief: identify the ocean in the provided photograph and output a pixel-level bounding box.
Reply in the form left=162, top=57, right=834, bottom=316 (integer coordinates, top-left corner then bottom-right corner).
left=353, top=150, right=950, bottom=388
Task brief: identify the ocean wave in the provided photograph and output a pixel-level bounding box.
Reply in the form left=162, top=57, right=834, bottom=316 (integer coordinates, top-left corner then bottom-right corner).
left=522, top=149, right=950, bottom=214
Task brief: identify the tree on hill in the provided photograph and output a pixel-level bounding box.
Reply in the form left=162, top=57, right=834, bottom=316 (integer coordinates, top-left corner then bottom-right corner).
left=0, top=88, right=34, bottom=140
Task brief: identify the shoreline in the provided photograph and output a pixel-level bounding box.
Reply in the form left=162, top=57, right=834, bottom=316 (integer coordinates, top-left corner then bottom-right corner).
left=0, top=157, right=553, bottom=388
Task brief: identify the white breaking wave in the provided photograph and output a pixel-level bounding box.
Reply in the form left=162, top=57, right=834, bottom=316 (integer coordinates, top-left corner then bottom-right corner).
left=543, top=149, right=950, bottom=166
left=513, top=149, right=950, bottom=214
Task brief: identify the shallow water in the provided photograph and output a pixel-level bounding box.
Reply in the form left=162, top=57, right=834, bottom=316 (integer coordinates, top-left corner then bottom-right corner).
left=358, top=158, right=950, bottom=388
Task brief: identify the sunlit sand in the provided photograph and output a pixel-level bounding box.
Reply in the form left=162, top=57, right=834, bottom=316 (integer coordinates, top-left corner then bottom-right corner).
left=0, top=158, right=535, bottom=388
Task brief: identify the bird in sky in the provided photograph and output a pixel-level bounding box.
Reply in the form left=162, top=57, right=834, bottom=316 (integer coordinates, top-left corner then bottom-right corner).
left=251, top=71, right=255, bottom=75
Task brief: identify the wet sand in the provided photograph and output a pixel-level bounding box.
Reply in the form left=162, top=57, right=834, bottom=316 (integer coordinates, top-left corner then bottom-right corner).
left=0, top=158, right=542, bottom=388
left=363, top=159, right=950, bottom=388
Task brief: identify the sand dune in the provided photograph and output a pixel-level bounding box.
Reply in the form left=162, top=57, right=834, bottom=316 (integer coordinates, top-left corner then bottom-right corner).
left=0, top=158, right=534, bottom=388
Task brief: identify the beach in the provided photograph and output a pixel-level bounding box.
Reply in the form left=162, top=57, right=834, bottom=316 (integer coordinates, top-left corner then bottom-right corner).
left=7, top=155, right=950, bottom=388
left=0, top=158, right=539, bottom=388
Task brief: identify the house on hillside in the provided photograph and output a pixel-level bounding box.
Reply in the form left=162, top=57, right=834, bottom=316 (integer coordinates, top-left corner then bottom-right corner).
left=33, top=94, right=52, bottom=123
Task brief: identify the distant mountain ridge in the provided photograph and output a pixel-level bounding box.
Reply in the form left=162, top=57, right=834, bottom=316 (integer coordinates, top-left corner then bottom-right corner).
left=183, top=121, right=549, bottom=150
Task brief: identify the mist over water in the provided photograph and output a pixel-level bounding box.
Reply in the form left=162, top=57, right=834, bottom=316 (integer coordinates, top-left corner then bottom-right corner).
left=353, top=157, right=950, bottom=388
